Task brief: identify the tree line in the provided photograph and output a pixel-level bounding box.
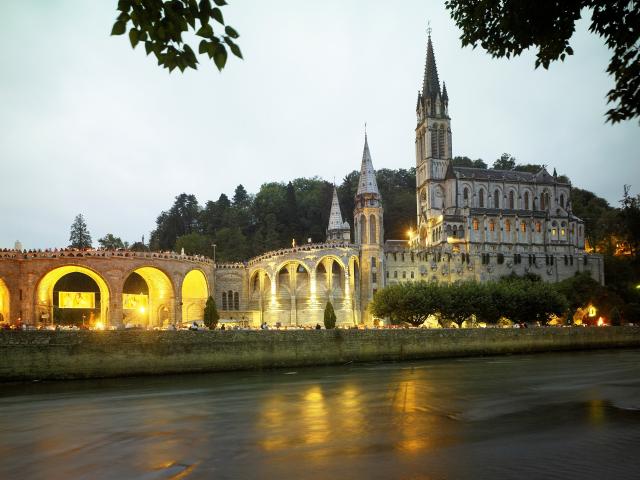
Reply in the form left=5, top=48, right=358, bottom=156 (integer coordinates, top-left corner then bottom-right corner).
left=371, top=272, right=633, bottom=327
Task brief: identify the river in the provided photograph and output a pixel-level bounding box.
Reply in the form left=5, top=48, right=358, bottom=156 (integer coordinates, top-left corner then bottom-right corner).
left=1, top=349, right=639, bottom=479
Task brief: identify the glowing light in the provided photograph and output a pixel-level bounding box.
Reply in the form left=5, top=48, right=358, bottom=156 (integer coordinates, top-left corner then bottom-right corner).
left=597, top=317, right=606, bottom=327
left=93, top=321, right=105, bottom=330
left=407, top=229, right=413, bottom=239
left=588, top=305, right=597, bottom=318
left=139, top=306, right=146, bottom=314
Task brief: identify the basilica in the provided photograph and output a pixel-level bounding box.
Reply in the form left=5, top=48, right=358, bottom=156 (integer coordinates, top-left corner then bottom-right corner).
left=213, top=32, right=604, bottom=327
left=0, top=32, right=603, bottom=329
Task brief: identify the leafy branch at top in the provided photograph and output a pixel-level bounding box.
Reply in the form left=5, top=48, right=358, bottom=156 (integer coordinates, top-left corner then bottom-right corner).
left=112, top=0, right=242, bottom=73
left=445, top=0, right=640, bottom=124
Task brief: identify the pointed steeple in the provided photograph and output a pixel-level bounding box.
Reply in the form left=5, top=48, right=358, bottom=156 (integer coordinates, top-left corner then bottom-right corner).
left=328, top=186, right=345, bottom=231
left=357, top=133, right=380, bottom=196
left=327, top=185, right=351, bottom=242
left=442, top=81, right=448, bottom=102
left=422, top=32, right=441, bottom=99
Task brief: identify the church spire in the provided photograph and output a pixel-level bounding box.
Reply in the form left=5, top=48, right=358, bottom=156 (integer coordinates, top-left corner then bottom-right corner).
left=356, top=133, right=380, bottom=197
left=328, top=186, right=345, bottom=231
left=422, top=31, right=441, bottom=99
left=326, top=185, right=350, bottom=242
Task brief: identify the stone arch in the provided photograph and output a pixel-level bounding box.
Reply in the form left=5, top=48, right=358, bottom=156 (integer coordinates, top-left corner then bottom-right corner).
left=181, top=269, right=209, bottom=324
left=478, top=188, right=485, bottom=208
left=509, top=189, right=515, bottom=209
left=35, top=265, right=110, bottom=327
left=0, top=277, right=10, bottom=324
left=122, top=266, right=175, bottom=327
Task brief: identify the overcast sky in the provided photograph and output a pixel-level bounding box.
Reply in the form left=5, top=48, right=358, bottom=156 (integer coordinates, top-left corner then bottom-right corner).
left=1, top=1, right=638, bottom=249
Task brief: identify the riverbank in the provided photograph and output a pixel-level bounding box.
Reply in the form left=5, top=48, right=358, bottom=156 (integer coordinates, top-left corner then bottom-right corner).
left=1, top=327, right=639, bottom=381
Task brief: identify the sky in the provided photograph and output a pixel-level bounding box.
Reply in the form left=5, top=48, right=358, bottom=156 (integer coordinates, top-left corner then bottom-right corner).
left=1, top=1, right=638, bottom=249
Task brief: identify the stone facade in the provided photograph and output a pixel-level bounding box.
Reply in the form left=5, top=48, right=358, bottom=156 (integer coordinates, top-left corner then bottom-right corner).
left=0, top=250, right=213, bottom=327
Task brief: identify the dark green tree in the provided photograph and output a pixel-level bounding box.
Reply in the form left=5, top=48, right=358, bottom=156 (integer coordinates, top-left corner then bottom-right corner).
left=175, top=232, right=211, bottom=256
left=445, top=0, right=639, bottom=123
left=620, top=185, right=640, bottom=257
left=203, top=296, right=220, bottom=329
left=111, top=0, right=243, bottom=73
left=69, top=214, right=93, bottom=249
left=323, top=300, right=337, bottom=329
left=150, top=193, right=201, bottom=250
left=493, top=153, right=516, bottom=170
left=98, top=233, right=126, bottom=250
left=452, top=156, right=487, bottom=169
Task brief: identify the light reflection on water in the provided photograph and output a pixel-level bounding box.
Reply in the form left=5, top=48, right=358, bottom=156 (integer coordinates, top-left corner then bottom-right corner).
left=1, top=349, right=640, bottom=479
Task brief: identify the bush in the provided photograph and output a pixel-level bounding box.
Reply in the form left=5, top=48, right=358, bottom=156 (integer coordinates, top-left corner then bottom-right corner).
left=203, top=296, right=219, bottom=329
left=324, top=301, right=336, bottom=329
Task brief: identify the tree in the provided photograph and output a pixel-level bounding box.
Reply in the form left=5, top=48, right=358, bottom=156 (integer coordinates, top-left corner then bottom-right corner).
left=175, top=232, right=211, bottom=256
left=445, top=0, right=639, bottom=123
left=620, top=185, right=640, bottom=257
left=129, top=241, right=149, bottom=252
left=98, top=233, right=126, bottom=250
left=111, top=0, right=243, bottom=73
left=150, top=193, right=201, bottom=250
left=203, top=296, right=220, bottom=329
left=452, top=156, right=487, bottom=169
left=324, top=300, right=337, bottom=329
left=493, top=153, right=516, bottom=170
left=69, top=214, right=92, bottom=249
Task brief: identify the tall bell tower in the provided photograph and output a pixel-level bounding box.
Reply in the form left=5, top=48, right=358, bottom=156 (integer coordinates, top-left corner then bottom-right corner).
left=415, top=30, right=452, bottom=245
left=354, top=132, right=384, bottom=324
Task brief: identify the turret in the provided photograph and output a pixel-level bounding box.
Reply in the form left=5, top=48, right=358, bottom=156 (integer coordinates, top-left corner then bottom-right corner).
left=326, top=186, right=351, bottom=243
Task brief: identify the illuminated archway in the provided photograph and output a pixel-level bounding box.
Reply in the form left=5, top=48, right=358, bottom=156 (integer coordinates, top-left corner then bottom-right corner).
left=123, top=267, right=175, bottom=327
left=35, top=266, right=110, bottom=326
left=0, top=277, right=9, bottom=324
left=182, top=269, right=209, bottom=324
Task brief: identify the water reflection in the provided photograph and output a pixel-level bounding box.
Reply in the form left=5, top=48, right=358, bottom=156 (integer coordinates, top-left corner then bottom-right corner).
left=1, top=350, right=639, bottom=479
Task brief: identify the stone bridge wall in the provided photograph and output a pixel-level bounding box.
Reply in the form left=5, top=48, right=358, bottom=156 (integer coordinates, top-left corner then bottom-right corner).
left=0, top=327, right=638, bottom=381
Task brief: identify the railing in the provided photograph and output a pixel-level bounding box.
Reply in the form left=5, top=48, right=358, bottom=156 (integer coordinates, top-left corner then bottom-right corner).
left=247, top=242, right=359, bottom=266
left=0, top=249, right=213, bottom=265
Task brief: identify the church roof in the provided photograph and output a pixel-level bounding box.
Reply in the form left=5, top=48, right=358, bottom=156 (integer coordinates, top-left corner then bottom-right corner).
left=327, top=186, right=348, bottom=231
left=357, top=134, right=380, bottom=196
left=422, top=33, right=441, bottom=99
left=453, top=166, right=566, bottom=184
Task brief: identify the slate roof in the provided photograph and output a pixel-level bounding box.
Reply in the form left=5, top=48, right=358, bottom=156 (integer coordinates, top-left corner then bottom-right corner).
left=453, top=166, right=566, bottom=184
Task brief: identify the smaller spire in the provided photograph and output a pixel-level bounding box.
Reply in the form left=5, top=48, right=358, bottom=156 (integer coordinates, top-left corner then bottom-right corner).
left=442, top=81, right=448, bottom=102
left=327, top=186, right=350, bottom=242
left=327, top=186, right=345, bottom=232
left=356, top=133, right=380, bottom=196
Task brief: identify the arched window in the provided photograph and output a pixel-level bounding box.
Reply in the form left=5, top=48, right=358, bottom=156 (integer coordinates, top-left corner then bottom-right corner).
left=228, top=290, right=233, bottom=307
left=560, top=194, right=565, bottom=208
left=473, top=218, right=479, bottom=231
left=494, top=189, right=500, bottom=208
left=509, top=190, right=515, bottom=209
left=233, top=292, right=239, bottom=310
left=369, top=214, right=377, bottom=244
left=463, top=187, right=469, bottom=205
left=505, top=220, right=511, bottom=232
left=371, top=257, right=376, bottom=267
left=489, top=220, right=495, bottom=232
left=541, top=192, right=547, bottom=210
left=438, top=125, right=445, bottom=159
left=520, top=221, right=527, bottom=233
left=359, top=214, right=366, bottom=244
left=478, top=189, right=485, bottom=208
left=524, top=191, right=530, bottom=210
left=431, top=127, right=438, bottom=158
left=536, top=222, right=541, bottom=233
left=222, top=291, right=227, bottom=310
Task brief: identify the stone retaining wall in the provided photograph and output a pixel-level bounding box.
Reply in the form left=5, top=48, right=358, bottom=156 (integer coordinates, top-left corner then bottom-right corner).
left=1, top=327, right=638, bottom=381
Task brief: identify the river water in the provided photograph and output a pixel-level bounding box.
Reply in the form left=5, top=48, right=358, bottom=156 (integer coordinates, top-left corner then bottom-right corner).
left=1, top=349, right=639, bottom=479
